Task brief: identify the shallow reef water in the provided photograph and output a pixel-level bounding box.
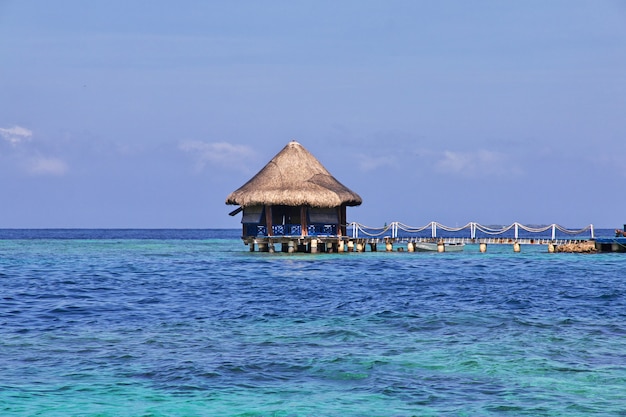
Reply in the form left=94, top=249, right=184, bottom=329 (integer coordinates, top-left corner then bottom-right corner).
left=1, top=229, right=625, bottom=416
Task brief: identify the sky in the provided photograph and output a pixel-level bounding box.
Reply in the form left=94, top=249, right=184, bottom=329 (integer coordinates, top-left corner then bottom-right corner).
left=1, top=0, right=625, bottom=229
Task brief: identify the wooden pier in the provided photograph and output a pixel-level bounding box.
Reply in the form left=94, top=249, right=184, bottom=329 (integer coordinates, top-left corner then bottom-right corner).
left=243, top=221, right=598, bottom=253
left=244, top=235, right=595, bottom=254
left=225, top=142, right=608, bottom=254
left=594, top=237, right=626, bottom=253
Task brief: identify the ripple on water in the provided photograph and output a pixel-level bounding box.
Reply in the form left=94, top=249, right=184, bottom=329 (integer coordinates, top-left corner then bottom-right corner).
left=1, top=235, right=626, bottom=416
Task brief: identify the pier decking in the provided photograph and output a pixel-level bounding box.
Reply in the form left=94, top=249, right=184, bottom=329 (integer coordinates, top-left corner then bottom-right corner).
left=244, top=221, right=598, bottom=253
left=594, top=237, right=626, bottom=253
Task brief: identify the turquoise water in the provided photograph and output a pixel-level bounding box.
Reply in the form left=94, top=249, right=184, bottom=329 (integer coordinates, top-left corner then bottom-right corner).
left=1, top=230, right=625, bottom=416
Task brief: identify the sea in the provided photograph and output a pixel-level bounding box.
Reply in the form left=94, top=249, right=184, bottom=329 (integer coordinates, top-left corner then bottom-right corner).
left=1, top=228, right=624, bottom=417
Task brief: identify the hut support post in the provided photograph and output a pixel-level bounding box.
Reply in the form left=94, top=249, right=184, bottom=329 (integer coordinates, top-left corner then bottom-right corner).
left=339, top=205, right=347, bottom=237
left=301, top=206, right=308, bottom=236
left=265, top=205, right=273, bottom=236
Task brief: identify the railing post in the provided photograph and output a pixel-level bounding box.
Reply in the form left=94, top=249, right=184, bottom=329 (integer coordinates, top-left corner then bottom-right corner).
left=590, top=224, right=594, bottom=239
left=352, top=222, right=357, bottom=239
left=514, top=223, right=519, bottom=240
left=470, top=222, right=476, bottom=240
left=431, top=222, right=437, bottom=238
left=551, top=224, right=556, bottom=241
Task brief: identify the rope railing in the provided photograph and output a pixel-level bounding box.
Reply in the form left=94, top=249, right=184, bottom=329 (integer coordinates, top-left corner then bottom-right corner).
left=350, top=221, right=595, bottom=240
left=433, top=221, right=474, bottom=233
left=555, top=224, right=593, bottom=235
left=475, top=223, right=516, bottom=235
left=515, top=224, right=553, bottom=233
left=351, top=223, right=392, bottom=238
left=396, top=222, right=432, bottom=233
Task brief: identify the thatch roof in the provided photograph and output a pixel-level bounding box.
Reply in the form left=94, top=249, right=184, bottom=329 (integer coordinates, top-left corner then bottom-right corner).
left=226, top=141, right=362, bottom=208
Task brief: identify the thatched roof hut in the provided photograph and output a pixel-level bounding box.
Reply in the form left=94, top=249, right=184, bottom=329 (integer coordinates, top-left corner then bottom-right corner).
left=226, top=140, right=362, bottom=208
left=226, top=141, right=362, bottom=241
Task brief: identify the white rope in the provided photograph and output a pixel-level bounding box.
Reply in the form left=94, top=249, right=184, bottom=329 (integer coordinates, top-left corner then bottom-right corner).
left=351, top=223, right=392, bottom=237
left=474, top=223, right=516, bottom=235
left=555, top=224, right=592, bottom=235
left=516, top=224, right=553, bottom=233
left=351, top=221, right=593, bottom=238
left=434, top=222, right=473, bottom=232
left=396, top=222, right=432, bottom=233
left=351, top=222, right=389, bottom=231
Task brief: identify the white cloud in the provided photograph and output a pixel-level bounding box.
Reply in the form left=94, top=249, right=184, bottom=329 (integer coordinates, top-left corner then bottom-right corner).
left=0, top=126, right=71, bottom=176
left=26, top=156, right=69, bottom=176
left=0, top=125, right=33, bottom=146
left=357, top=153, right=395, bottom=172
left=435, top=150, right=523, bottom=177
left=179, top=140, right=256, bottom=172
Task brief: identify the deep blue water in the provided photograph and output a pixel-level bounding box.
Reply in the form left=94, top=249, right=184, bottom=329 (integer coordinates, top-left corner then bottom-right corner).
left=1, top=229, right=625, bottom=416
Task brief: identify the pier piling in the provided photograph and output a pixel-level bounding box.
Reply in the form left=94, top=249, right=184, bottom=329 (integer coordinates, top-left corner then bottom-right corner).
left=242, top=220, right=595, bottom=254
left=310, top=239, right=318, bottom=254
